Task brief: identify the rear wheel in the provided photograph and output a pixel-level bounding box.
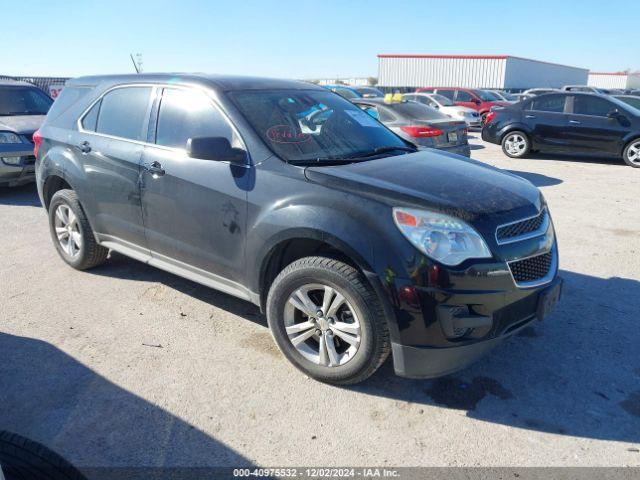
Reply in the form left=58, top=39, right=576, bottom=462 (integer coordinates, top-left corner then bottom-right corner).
left=501, top=131, right=530, bottom=158
left=622, top=139, right=640, bottom=168
left=266, top=257, right=390, bottom=385
left=48, top=189, right=108, bottom=270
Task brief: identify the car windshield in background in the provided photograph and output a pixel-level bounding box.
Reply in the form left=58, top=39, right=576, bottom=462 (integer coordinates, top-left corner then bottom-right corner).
left=356, top=87, right=384, bottom=98
left=0, top=86, right=53, bottom=116
left=616, top=95, right=640, bottom=111
left=230, top=89, right=409, bottom=163
left=431, top=94, right=454, bottom=106
left=388, top=101, right=451, bottom=120
left=332, top=88, right=359, bottom=99
left=475, top=90, right=500, bottom=102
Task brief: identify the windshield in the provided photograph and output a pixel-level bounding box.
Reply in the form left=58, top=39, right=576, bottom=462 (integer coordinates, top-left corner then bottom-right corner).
left=388, top=101, right=451, bottom=120
left=617, top=96, right=640, bottom=110
left=430, top=94, right=454, bottom=106
left=331, top=87, right=359, bottom=100
left=0, top=86, right=53, bottom=116
left=356, top=87, right=384, bottom=98
left=475, top=90, right=501, bottom=102
left=230, top=89, right=409, bottom=163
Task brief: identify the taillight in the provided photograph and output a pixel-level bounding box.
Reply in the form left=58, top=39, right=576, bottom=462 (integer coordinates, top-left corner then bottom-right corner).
left=33, top=129, right=43, bottom=157
left=484, top=112, right=497, bottom=125
left=400, top=126, right=443, bottom=138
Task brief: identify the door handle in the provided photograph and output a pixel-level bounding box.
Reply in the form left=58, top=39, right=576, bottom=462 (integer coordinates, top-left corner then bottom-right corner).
left=525, top=114, right=536, bottom=118
left=569, top=120, right=581, bottom=124
left=78, top=141, right=91, bottom=153
left=144, top=161, right=165, bottom=177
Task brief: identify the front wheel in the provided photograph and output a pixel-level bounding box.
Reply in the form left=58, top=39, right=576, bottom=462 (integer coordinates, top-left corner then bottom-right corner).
left=622, top=139, right=640, bottom=168
left=501, top=131, right=530, bottom=158
left=266, top=257, right=390, bottom=385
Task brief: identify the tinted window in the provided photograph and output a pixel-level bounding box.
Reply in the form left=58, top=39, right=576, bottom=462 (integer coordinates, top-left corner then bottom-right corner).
left=530, top=95, right=566, bottom=113
left=230, top=89, right=407, bottom=163
left=377, top=106, right=396, bottom=122
left=96, top=87, right=151, bottom=141
left=81, top=101, right=100, bottom=131
left=0, top=86, right=53, bottom=115
left=331, top=88, right=358, bottom=100
left=573, top=96, right=616, bottom=117
left=436, top=89, right=455, bottom=100
left=388, top=101, right=450, bottom=120
left=47, top=86, right=92, bottom=121
left=156, top=88, right=237, bottom=149
left=456, top=91, right=474, bottom=102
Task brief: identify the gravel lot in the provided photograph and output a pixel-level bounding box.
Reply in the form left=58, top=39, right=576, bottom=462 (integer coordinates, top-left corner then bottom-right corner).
left=1, top=136, right=639, bottom=469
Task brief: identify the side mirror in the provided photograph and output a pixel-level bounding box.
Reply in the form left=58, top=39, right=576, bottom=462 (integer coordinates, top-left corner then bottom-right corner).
left=187, top=137, right=247, bottom=164
left=475, top=99, right=482, bottom=105
left=607, top=109, right=621, bottom=119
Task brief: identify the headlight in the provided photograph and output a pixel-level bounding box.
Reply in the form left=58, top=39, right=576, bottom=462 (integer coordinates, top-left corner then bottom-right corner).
left=393, top=208, right=492, bottom=266
left=0, top=131, right=23, bottom=144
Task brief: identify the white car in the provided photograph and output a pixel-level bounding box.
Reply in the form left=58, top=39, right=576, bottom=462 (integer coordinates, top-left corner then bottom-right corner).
left=402, top=92, right=482, bottom=127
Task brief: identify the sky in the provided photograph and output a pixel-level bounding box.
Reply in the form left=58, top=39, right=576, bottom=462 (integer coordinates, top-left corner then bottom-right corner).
left=4, top=0, right=639, bottom=79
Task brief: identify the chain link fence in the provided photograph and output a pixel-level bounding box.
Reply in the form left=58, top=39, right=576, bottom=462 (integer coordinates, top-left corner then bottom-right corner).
left=0, top=75, right=70, bottom=98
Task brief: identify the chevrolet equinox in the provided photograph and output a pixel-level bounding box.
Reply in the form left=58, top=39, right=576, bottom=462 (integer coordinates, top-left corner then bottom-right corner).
left=35, top=74, right=562, bottom=384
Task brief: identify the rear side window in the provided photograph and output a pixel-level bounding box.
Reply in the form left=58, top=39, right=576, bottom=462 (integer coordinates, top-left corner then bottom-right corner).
left=573, top=96, right=615, bottom=117
left=46, top=86, right=92, bottom=121
left=155, top=88, right=237, bottom=149
left=456, top=91, right=474, bottom=102
left=81, top=101, right=100, bottom=131
left=530, top=95, right=566, bottom=113
left=96, top=87, right=152, bottom=141
left=436, top=89, right=454, bottom=100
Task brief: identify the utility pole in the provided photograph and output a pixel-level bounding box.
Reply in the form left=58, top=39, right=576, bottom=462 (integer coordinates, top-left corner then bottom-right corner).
left=130, top=53, right=143, bottom=74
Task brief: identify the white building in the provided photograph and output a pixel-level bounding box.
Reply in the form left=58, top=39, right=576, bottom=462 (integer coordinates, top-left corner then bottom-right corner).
left=588, top=72, right=640, bottom=90
left=377, top=54, right=589, bottom=90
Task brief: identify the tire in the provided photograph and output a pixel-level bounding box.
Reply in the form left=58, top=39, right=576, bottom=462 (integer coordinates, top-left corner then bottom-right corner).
left=622, top=138, right=640, bottom=168
left=501, top=130, right=530, bottom=158
left=266, top=257, right=390, bottom=385
left=48, top=189, right=108, bottom=270
left=0, top=431, right=87, bottom=480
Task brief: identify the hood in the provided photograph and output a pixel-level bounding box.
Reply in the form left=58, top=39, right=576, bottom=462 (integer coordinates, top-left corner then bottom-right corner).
left=0, top=115, right=46, bottom=135
left=304, top=150, right=542, bottom=224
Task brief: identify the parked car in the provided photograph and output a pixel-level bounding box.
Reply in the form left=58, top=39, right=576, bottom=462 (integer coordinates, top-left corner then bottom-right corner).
left=415, top=87, right=509, bottom=123
left=322, top=84, right=362, bottom=100
left=487, top=90, right=519, bottom=103
left=0, top=79, right=53, bottom=187
left=353, top=86, right=385, bottom=98
left=561, top=85, right=618, bottom=94
left=522, top=88, right=559, bottom=97
left=614, top=95, right=640, bottom=110
left=352, top=97, right=470, bottom=156
left=482, top=91, right=640, bottom=167
left=36, top=73, right=561, bottom=384
left=402, top=92, right=481, bottom=127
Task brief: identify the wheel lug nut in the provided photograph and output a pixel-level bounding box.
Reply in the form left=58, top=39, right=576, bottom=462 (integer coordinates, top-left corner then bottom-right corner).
left=315, top=329, right=322, bottom=335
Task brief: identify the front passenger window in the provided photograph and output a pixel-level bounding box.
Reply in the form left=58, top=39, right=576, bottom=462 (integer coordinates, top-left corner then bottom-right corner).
left=156, top=88, right=239, bottom=149
left=573, top=96, right=615, bottom=117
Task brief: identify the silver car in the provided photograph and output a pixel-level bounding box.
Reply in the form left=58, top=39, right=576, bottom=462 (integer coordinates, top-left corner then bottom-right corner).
left=0, top=80, right=52, bottom=187
left=353, top=98, right=470, bottom=157
left=402, top=92, right=481, bottom=127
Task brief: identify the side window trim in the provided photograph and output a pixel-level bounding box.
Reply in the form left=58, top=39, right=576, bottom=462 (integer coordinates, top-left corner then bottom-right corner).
left=76, top=83, right=249, bottom=161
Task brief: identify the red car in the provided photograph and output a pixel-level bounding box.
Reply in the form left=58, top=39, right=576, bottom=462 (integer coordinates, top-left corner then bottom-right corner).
left=415, top=87, right=509, bottom=123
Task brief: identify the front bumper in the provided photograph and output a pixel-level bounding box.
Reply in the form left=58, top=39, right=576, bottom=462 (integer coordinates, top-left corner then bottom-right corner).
left=391, top=276, right=562, bottom=378
left=0, top=144, right=36, bottom=187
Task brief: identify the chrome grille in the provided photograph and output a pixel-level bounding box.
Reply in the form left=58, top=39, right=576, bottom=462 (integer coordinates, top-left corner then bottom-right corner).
left=496, top=209, right=547, bottom=244
left=509, top=252, right=553, bottom=285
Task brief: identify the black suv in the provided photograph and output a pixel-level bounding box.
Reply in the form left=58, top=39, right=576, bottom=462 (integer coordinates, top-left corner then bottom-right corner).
left=482, top=92, right=640, bottom=167
left=35, top=74, right=561, bottom=384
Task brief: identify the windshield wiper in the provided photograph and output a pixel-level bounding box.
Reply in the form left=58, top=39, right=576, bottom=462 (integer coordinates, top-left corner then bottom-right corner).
left=344, top=145, right=417, bottom=159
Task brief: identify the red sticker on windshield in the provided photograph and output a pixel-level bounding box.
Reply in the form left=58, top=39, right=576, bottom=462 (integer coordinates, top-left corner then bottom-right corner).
left=266, top=125, right=310, bottom=144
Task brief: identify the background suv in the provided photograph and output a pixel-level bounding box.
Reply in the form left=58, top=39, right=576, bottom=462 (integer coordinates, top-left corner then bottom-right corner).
left=36, top=74, right=560, bottom=385
left=0, top=79, right=53, bottom=187
left=415, top=87, right=509, bottom=123
left=482, top=91, right=640, bottom=167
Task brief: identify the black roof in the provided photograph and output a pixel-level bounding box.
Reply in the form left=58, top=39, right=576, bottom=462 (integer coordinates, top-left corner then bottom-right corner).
left=66, top=73, right=322, bottom=92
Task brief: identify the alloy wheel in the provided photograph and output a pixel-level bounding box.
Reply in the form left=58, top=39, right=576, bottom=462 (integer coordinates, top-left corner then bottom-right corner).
left=54, top=204, right=82, bottom=257
left=284, top=283, right=361, bottom=367
left=504, top=133, right=527, bottom=156
left=627, top=141, right=640, bottom=166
